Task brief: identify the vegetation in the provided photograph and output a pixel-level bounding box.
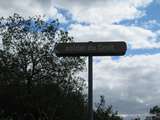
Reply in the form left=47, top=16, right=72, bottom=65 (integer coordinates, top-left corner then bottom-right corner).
left=132, top=106, right=160, bottom=120
left=0, top=14, right=122, bottom=120
left=150, top=105, right=160, bottom=115
left=95, top=96, right=122, bottom=120
left=0, top=13, right=86, bottom=120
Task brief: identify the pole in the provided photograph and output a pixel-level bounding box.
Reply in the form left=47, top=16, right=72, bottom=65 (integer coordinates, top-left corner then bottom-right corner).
left=88, top=55, right=93, bottom=120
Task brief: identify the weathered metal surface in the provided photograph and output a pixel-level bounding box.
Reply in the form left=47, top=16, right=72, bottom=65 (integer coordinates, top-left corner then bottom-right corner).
left=55, top=41, right=127, bottom=56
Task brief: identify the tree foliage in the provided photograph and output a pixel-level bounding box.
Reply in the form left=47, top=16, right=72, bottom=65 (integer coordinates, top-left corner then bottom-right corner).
left=95, top=96, right=122, bottom=120
left=150, top=105, right=160, bottom=115
left=0, top=13, right=122, bottom=120
left=0, top=13, right=86, bottom=120
left=148, top=105, right=160, bottom=120
left=0, top=13, right=85, bottom=88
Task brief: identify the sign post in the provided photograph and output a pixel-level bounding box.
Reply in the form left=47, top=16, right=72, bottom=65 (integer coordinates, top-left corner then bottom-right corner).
left=55, top=41, right=127, bottom=120
left=88, top=55, right=93, bottom=120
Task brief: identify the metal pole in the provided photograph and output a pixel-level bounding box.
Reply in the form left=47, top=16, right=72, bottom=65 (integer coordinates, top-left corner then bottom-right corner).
left=88, top=55, right=93, bottom=120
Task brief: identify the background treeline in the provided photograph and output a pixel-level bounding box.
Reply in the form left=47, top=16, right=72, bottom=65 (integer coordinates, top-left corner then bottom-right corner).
left=0, top=14, right=122, bottom=120
left=133, top=105, right=160, bottom=120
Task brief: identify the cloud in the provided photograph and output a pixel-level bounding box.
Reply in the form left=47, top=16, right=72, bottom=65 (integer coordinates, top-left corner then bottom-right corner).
left=0, top=0, right=159, bottom=117
left=0, top=0, right=67, bottom=23
left=69, top=23, right=160, bottom=49
left=87, top=54, right=160, bottom=114
left=53, top=0, right=153, bottom=24
left=79, top=54, right=160, bottom=114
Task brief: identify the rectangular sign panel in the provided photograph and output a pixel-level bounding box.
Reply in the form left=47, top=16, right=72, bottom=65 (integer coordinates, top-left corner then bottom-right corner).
left=55, top=41, right=127, bottom=56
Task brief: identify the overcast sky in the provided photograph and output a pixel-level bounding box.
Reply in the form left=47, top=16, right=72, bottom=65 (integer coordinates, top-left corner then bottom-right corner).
left=0, top=0, right=160, bottom=119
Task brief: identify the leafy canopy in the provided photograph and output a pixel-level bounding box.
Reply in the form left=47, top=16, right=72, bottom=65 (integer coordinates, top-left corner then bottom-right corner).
left=0, top=13, right=86, bottom=120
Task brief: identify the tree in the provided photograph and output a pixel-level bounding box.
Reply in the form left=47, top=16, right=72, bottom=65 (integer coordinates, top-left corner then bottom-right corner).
left=142, top=105, right=160, bottom=120
left=150, top=105, right=160, bottom=115
left=149, top=105, right=160, bottom=120
left=0, top=13, right=86, bottom=120
left=95, top=96, right=122, bottom=120
left=0, top=13, right=85, bottom=89
left=0, top=13, right=123, bottom=120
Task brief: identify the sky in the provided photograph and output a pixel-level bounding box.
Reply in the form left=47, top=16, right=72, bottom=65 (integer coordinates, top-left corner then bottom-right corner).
left=0, top=0, right=160, bottom=119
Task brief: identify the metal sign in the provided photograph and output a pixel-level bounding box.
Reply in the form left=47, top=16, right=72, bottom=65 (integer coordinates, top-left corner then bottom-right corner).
left=55, top=41, right=127, bottom=120
left=55, top=41, right=127, bottom=56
